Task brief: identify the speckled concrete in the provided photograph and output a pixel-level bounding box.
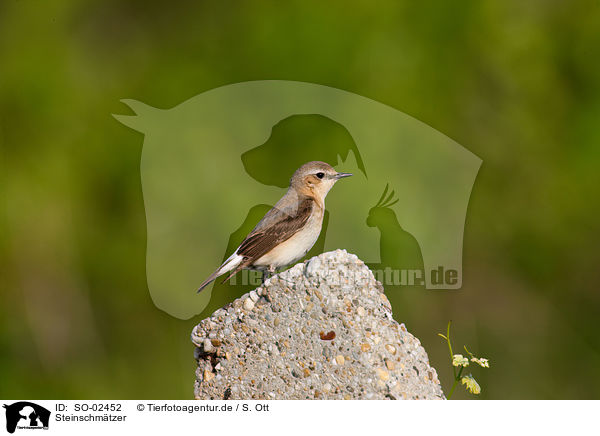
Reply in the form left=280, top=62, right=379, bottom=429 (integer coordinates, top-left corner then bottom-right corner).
left=192, top=250, right=445, bottom=400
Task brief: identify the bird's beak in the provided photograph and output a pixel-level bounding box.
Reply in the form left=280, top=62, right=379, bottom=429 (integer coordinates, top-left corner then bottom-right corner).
left=335, top=172, right=353, bottom=179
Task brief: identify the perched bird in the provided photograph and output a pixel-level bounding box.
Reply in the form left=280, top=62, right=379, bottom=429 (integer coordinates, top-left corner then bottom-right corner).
left=197, top=161, right=352, bottom=293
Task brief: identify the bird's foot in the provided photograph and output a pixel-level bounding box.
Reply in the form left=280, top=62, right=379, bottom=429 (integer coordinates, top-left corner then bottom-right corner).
left=261, top=266, right=277, bottom=284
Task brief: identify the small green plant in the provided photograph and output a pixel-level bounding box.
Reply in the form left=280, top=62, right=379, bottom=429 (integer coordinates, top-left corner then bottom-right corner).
left=438, top=321, right=490, bottom=399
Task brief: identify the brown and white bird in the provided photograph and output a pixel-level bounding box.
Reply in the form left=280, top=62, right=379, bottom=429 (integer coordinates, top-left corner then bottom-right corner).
left=197, top=161, right=352, bottom=293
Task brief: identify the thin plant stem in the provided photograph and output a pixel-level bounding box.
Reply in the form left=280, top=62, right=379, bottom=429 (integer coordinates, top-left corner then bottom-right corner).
left=447, top=367, right=464, bottom=400
left=448, top=380, right=458, bottom=399
left=445, top=321, right=456, bottom=379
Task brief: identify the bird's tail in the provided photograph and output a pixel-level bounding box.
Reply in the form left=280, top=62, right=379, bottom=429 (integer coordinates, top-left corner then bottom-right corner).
left=197, top=253, right=243, bottom=293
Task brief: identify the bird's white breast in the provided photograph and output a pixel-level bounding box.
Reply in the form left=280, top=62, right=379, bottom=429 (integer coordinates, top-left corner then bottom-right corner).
left=253, top=209, right=323, bottom=268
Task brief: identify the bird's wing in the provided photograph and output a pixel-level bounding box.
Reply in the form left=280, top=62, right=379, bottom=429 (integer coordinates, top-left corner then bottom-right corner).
left=200, top=196, right=315, bottom=291
left=236, top=197, right=314, bottom=261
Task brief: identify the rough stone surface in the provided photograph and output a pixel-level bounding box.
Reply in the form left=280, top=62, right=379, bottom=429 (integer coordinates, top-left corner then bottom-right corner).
left=191, top=250, right=445, bottom=400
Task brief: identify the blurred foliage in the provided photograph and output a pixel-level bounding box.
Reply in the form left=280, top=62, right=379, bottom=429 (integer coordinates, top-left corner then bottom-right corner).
left=1, top=0, right=600, bottom=399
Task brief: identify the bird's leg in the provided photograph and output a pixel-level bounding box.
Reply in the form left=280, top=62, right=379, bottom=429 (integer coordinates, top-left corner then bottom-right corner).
left=264, top=265, right=295, bottom=286
left=261, top=266, right=275, bottom=284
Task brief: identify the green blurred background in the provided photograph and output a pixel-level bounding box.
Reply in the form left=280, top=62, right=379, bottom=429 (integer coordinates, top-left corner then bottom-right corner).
left=1, top=0, right=599, bottom=399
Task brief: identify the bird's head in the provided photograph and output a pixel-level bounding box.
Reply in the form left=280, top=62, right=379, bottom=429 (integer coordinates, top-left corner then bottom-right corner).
left=290, top=161, right=352, bottom=200
left=367, top=184, right=399, bottom=228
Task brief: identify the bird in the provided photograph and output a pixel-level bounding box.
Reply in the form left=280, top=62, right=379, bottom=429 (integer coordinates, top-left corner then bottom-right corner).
left=197, top=161, right=352, bottom=293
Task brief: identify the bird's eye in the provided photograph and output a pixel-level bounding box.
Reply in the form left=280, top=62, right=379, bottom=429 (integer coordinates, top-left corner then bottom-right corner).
left=316, top=172, right=325, bottom=179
